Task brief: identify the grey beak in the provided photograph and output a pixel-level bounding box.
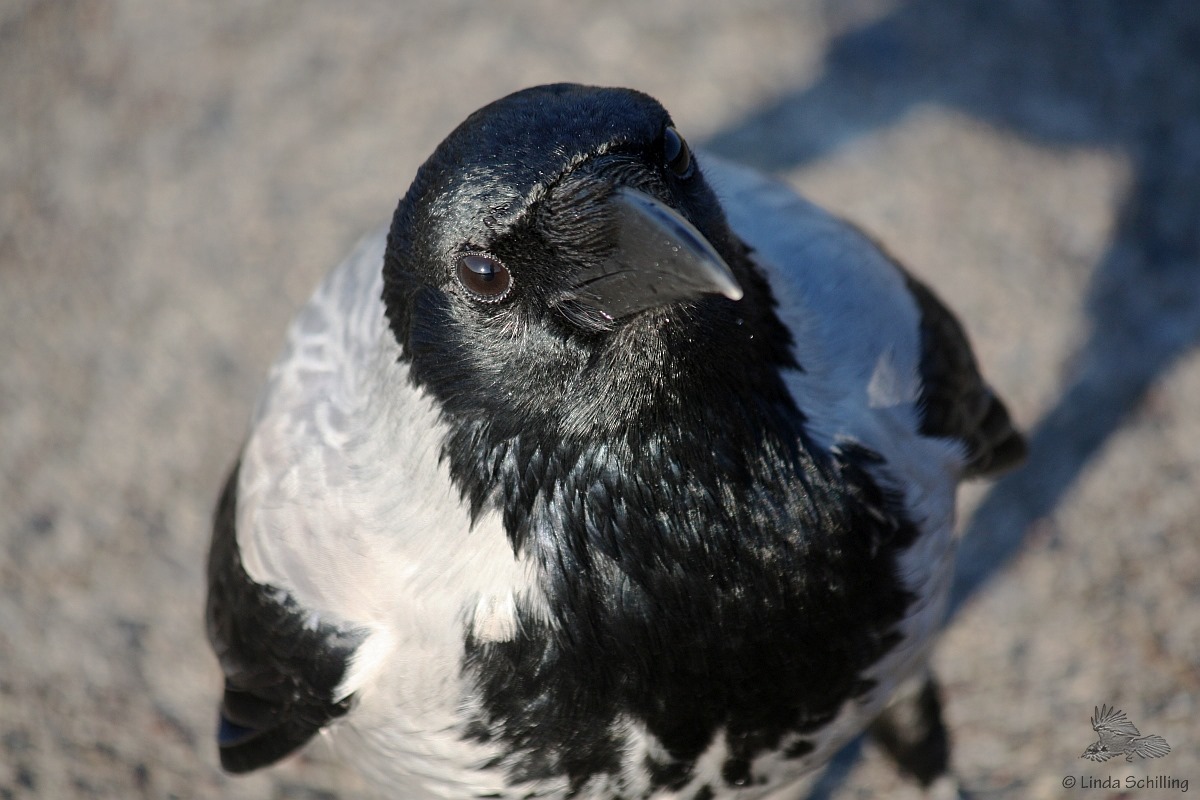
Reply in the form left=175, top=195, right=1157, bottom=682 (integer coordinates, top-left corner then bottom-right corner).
left=566, top=187, right=743, bottom=321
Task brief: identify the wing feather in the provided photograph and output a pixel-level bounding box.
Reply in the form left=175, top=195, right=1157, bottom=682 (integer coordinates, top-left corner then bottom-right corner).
left=1091, top=704, right=1142, bottom=737
left=206, top=462, right=368, bottom=773
left=900, top=272, right=1026, bottom=478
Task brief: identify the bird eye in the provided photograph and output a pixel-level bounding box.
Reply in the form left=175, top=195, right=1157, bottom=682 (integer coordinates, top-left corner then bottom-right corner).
left=456, top=253, right=512, bottom=302
left=662, top=126, right=694, bottom=178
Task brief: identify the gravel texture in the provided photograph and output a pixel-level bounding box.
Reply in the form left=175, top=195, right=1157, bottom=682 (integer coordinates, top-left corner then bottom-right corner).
left=2, top=1, right=1198, bottom=798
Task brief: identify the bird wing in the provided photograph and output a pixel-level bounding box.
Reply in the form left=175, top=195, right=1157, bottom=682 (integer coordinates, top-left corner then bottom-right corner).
left=205, top=232, right=390, bottom=772
left=206, top=462, right=368, bottom=773
left=1092, top=705, right=1142, bottom=737
left=703, top=152, right=1024, bottom=484
left=895, top=271, right=1026, bottom=478
left=703, top=153, right=994, bottom=707
left=209, top=230, right=541, bottom=778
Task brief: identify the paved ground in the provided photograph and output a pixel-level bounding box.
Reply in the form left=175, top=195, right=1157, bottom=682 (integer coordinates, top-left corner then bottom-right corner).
left=2, top=1, right=1198, bottom=798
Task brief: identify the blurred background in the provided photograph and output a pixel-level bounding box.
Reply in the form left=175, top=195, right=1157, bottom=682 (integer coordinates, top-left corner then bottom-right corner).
left=2, top=1, right=1198, bottom=797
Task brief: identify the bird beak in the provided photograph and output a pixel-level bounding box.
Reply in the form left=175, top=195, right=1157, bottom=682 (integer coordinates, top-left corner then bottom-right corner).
left=565, top=187, right=743, bottom=321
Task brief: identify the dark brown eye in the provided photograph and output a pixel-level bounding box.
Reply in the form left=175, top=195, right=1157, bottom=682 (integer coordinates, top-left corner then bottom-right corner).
left=663, top=126, right=694, bottom=178
left=456, top=253, right=512, bottom=302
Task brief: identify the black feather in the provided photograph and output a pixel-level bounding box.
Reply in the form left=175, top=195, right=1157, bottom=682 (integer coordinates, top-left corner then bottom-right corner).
left=206, top=463, right=368, bottom=773
left=902, top=273, right=1026, bottom=477
left=456, top=425, right=918, bottom=790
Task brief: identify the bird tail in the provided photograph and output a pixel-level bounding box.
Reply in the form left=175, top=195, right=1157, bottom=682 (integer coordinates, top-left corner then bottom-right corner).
left=1133, top=735, right=1171, bottom=759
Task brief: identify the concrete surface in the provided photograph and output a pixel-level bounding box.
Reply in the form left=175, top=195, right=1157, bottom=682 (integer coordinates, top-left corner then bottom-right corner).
left=2, top=1, right=1198, bottom=798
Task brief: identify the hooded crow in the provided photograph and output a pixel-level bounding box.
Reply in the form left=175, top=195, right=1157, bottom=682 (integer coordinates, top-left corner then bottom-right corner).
left=206, top=83, right=1025, bottom=799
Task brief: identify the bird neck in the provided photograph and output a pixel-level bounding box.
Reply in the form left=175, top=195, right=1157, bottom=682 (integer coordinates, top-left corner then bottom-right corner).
left=440, top=360, right=805, bottom=560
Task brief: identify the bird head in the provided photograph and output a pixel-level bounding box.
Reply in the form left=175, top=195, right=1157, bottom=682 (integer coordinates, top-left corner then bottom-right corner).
left=1080, top=741, right=1112, bottom=762
left=382, top=84, right=794, bottom=443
